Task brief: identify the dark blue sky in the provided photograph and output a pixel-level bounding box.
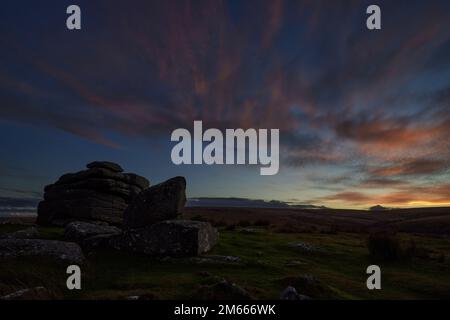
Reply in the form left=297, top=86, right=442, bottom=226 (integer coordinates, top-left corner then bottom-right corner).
left=1, top=0, right=449, bottom=212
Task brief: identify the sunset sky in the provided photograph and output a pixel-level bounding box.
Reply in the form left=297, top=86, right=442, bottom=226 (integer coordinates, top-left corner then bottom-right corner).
left=0, top=0, right=449, bottom=213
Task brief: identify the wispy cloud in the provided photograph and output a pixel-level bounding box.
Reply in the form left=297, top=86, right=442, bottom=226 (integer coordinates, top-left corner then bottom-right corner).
left=0, top=0, right=449, bottom=207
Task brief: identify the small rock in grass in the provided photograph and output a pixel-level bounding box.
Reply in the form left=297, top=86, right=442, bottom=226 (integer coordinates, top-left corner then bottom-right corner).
left=288, top=242, right=319, bottom=252
left=285, top=260, right=306, bottom=267
left=280, top=286, right=311, bottom=300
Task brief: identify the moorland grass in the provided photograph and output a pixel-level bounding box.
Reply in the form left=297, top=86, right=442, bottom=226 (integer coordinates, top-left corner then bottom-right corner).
left=0, top=224, right=449, bottom=299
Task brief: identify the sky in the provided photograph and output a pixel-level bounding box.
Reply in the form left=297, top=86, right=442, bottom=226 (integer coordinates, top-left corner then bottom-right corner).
left=0, top=0, right=449, bottom=213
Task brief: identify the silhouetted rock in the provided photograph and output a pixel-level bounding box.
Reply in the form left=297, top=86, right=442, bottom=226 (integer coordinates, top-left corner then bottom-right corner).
left=0, top=239, right=85, bottom=264
left=111, top=220, right=217, bottom=257
left=124, top=176, right=186, bottom=228
left=37, top=162, right=149, bottom=226
left=0, top=227, right=39, bottom=239
left=86, top=161, right=123, bottom=172
left=64, top=221, right=121, bottom=243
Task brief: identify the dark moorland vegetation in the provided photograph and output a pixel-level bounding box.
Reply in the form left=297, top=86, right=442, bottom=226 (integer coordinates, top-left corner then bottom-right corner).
left=1, top=207, right=449, bottom=300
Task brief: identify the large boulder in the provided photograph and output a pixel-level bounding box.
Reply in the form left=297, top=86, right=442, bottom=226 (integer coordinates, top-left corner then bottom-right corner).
left=124, top=176, right=186, bottom=228
left=37, top=162, right=149, bottom=226
left=0, top=239, right=85, bottom=264
left=64, top=221, right=121, bottom=243
left=111, top=220, right=218, bottom=257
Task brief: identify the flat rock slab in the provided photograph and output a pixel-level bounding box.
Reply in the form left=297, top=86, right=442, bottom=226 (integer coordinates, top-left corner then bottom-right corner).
left=112, top=220, right=218, bottom=257
left=64, top=221, right=121, bottom=243
left=0, top=239, right=85, bottom=264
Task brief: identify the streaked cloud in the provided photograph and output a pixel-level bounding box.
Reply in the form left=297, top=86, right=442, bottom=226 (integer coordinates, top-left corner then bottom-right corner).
left=0, top=0, right=449, bottom=208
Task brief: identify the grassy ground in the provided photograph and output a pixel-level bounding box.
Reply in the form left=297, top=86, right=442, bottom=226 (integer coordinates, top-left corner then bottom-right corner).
left=1, top=223, right=449, bottom=300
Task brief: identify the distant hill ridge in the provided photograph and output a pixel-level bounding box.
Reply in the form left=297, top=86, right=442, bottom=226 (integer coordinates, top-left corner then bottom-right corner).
left=369, top=205, right=389, bottom=211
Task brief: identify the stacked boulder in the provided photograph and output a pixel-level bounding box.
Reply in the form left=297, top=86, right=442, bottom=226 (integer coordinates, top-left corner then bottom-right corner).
left=37, top=161, right=149, bottom=226
left=112, top=176, right=218, bottom=257
left=35, top=162, right=218, bottom=257
left=1, top=162, right=218, bottom=267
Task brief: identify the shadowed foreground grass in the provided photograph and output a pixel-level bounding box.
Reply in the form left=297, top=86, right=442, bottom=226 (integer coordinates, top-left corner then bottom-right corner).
left=0, top=224, right=449, bottom=299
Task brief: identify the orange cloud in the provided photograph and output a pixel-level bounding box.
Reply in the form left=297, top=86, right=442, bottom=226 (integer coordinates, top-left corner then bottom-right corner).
left=316, top=183, right=450, bottom=207
left=335, top=115, right=450, bottom=161
left=369, top=159, right=449, bottom=177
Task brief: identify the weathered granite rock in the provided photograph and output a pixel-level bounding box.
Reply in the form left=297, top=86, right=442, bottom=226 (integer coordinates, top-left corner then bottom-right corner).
left=0, top=239, right=85, bottom=264
left=44, top=179, right=143, bottom=201
left=0, top=227, right=39, bottom=239
left=54, top=168, right=149, bottom=190
left=111, top=220, right=217, bottom=257
left=64, top=221, right=121, bottom=243
left=123, top=173, right=150, bottom=191
left=86, top=161, right=123, bottom=173
left=82, top=233, right=119, bottom=250
left=38, top=193, right=127, bottom=225
left=124, top=176, right=186, bottom=228
left=37, top=162, right=149, bottom=226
